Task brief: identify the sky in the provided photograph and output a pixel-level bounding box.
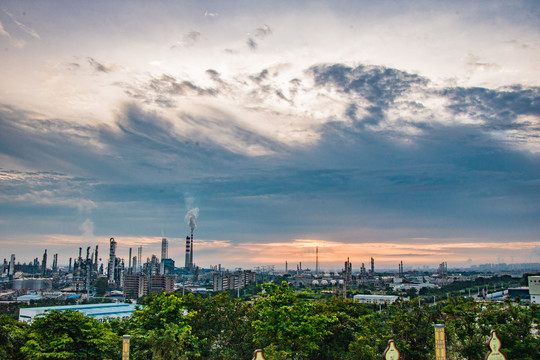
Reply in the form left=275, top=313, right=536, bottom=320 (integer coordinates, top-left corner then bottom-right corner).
left=1, top=0, right=539, bottom=271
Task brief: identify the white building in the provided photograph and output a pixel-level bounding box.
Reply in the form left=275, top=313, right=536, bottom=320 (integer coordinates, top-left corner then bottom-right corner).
left=18, top=303, right=137, bottom=322
left=528, top=275, right=540, bottom=304
left=353, top=294, right=399, bottom=305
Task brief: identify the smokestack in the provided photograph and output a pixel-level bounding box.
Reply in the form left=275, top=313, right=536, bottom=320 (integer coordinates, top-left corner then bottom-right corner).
left=185, top=236, right=191, bottom=270
left=190, top=232, right=193, bottom=269
left=185, top=208, right=199, bottom=271
left=94, top=245, right=99, bottom=271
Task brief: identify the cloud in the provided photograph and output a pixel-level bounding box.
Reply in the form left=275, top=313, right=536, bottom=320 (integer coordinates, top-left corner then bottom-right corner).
left=170, top=30, right=201, bottom=49
left=204, top=11, right=218, bottom=17
left=246, top=38, right=257, bottom=50
left=1, top=58, right=540, bottom=267
left=466, top=54, right=501, bottom=72
left=3, top=9, right=41, bottom=39
left=87, top=57, right=115, bottom=73
left=254, top=24, right=272, bottom=39
left=0, top=20, right=10, bottom=37
left=309, top=63, right=428, bottom=107
left=79, top=218, right=95, bottom=238
left=1, top=188, right=97, bottom=214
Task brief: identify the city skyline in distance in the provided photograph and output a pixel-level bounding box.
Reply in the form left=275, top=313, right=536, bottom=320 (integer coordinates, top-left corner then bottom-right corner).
left=1, top=1, right=539, bottom=269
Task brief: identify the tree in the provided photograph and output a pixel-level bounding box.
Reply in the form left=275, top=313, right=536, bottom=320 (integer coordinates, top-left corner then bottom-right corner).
left=477, top=301, right=538, bottom=360
left=95, top=277, right=108, bottom=297
left=252, top=282, right=338, bottom=359
left=349, top=298, right=441, bottom=360
left=180, top=292, right=254, bottom=360
left=21, top=310, right=119, bottom=360
left=314, top=298, right=369, bottom=360
left=129, top=292, right=203, bottom=360
left=0, top=315, right=27, bottom=360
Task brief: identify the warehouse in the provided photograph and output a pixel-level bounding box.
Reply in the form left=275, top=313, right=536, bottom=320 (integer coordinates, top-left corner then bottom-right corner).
left=18, top=302, right=137, bottom=322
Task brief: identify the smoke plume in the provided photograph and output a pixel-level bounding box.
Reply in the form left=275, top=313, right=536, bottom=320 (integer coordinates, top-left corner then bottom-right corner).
left=185, top=208, right=199, bottom=233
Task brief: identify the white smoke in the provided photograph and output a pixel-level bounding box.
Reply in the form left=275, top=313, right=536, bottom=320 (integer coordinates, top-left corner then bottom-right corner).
left=185, top=208, right=199, bottom=233
left=79, top=218, right=95, bottom=239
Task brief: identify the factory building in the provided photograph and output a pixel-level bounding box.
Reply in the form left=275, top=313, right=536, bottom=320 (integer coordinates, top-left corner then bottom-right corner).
left=12, top=278, right=52, bottom=291
left=353, top=294, right=399, bottom=305
left=107, top=238, right=123, bottom=288
left=529, top=275, right=540, bottom=304
left=19, top=303, right=137, bottom=323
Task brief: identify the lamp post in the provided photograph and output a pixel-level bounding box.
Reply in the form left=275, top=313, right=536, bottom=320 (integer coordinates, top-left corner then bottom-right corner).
left=434, top=324, right=446, bottom=360
left=122, top=335, right=130, bottom=360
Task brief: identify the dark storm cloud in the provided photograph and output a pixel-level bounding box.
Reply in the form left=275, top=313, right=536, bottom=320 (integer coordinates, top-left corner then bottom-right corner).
left=179, top=110, right=285, bottom=154
left=0, top=106, right=117, bottom=177
left=0, top=103, right=241, bottom=182
left=442, top=86, right=540, bottom=127
left=309, top=63, right=427, bottom=106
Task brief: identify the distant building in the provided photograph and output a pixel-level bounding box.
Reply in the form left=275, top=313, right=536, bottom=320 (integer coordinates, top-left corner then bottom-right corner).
left=16, top=294, right=43, bottom=302
left=528, top=275, right=540, bottom=304
left=160, top=258, right=175, bottom=275
left=161, top=238, right=168, bottom=261
left=12, top=278, right=52, bottom=291
left=149, top=274, right=174, bottom=294
left=508, top=287, right=530, bottom=301
left=213, top=270, right=256, bottom=291
left=123, top=273, right=174, bottom=299
left=124, top=273, right=148, bottom=299
left=353, top=294, right=399, bottom=305
left=18, top=303, right=137, bottom=322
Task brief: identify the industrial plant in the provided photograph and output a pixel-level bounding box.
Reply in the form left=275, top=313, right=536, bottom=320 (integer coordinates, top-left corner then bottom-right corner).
left=1, top=208, right=540, bottom=304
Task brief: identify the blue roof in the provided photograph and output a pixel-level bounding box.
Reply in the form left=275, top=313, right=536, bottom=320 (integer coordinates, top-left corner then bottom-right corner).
left=17, top=295, right=43, bottom=301
left=19, top=302, right=139, bottom=322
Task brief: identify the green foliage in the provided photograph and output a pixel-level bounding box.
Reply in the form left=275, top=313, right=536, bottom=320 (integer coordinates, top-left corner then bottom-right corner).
left=252, top=282, right=338, bottom=359
left=128, top=292, right=203, bottom=360
left=443, top=297, right=487, bottom=359
left=348, top=298, right=440, bottom=360
left=2, top=289, right=536, bottom=360
left=182, top=292, right=253, bottom=360
left=21, top=310, right=119, bottom=360
left=0, top=314, right=28, bottom=360
left=95, top=277, right=109, bottom=297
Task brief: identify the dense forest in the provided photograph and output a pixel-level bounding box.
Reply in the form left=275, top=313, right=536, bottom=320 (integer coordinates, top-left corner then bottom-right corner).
left=1, top=282, right=538, bottom=360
